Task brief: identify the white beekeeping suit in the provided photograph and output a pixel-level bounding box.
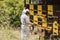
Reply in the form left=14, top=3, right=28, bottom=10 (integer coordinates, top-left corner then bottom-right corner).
left=20, top=9, right=31, bottom=40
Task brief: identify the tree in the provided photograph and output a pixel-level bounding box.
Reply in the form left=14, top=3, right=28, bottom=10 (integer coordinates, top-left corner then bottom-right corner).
left=0, top=0, right=24, bottom=27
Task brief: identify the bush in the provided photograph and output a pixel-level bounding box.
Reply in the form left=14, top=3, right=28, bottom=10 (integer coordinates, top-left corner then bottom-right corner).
left=0, top=0, right=24, bottom=27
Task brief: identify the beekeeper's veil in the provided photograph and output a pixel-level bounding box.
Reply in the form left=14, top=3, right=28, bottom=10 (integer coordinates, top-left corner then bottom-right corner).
left=22, top=9, right=29, bottom=14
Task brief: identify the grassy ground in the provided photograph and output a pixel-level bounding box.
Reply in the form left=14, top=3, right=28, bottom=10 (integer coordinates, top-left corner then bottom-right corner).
left=0, top=26, right=40, bottom=40
left=0, top=26, right=21, bottom=40
left=0, top=26, right=51, bottom=40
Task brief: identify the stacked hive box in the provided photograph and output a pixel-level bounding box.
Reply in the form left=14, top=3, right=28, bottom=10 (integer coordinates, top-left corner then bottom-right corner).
left=28, top=4, right=58, bottom=35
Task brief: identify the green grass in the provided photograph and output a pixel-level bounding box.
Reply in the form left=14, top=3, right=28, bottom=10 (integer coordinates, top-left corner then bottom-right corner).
left=0, top=26, right=21, bottom=40
left=0, top=26, right=40, bottom=40
left=0, top=26, right=55, bottom=40
left=0, top=26, right=48, bottom=40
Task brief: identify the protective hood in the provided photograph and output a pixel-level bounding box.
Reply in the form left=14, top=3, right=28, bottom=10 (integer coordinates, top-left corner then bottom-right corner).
left=22, top=9, right=29, bottom=15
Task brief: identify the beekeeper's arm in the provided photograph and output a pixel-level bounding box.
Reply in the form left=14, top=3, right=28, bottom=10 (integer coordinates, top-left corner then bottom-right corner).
left=25, top=16, right=33, bottom=26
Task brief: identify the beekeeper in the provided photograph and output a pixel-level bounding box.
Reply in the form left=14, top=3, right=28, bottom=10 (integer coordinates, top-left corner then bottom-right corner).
left=20, top=9, right=33, bottom=40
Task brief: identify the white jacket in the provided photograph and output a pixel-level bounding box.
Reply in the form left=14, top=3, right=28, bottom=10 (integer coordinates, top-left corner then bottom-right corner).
left=20, top=9, right=30, bottom=25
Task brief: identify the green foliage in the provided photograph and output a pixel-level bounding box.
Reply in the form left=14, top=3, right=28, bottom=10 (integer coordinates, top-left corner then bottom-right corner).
left=0, top=0, right=24, bottom=27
